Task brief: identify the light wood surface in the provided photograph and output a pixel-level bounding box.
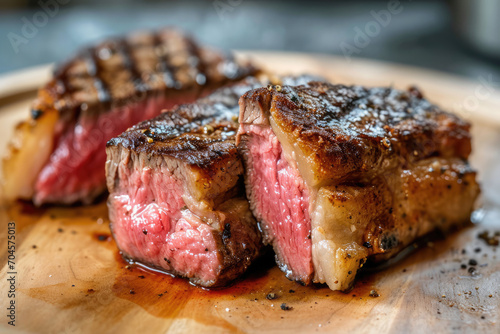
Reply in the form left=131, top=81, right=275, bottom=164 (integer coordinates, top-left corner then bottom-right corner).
left=0, top=52, right=499, bottom=334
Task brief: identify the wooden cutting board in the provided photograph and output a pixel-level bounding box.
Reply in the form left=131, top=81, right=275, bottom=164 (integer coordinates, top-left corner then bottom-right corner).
left=0, top=52, right=499, bottom=334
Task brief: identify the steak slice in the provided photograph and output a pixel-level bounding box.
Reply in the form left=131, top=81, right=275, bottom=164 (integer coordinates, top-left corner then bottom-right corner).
left=237, top=82, right=480, bottom=290
left=106, top=78, right=265, bottom=287
left=2, top=28, right=257, bottom=206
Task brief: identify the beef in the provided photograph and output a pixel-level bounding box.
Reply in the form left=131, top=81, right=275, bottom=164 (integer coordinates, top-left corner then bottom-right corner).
left=236, top=82, right=480, bottom=290
left=105, top=78, right=265, bottom=287
left=2, top=28, right=257, bottom=205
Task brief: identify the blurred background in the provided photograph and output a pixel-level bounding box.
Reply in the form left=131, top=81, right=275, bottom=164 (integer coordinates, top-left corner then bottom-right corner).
left=0, top=0, right=499, bottom=82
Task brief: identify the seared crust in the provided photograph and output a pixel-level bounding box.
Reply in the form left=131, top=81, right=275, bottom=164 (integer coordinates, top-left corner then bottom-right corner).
left=311, top=157, right=479, bottom=290
left=239, top=83, right=472, bottom=186
left=33, top=28, right=257, bottom=119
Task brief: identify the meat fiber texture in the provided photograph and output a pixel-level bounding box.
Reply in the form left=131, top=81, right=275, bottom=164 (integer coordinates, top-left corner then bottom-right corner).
left=2, top=28, right=257, bottom=205
left=236, top=82, right=480, bottom=291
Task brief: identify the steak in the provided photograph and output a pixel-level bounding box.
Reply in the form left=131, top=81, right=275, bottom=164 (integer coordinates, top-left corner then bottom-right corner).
left=2, top=28, right=257, bottom=205
left=105, top=78, right=264, bottom=287
left=237, top=82, right=480, bottom=290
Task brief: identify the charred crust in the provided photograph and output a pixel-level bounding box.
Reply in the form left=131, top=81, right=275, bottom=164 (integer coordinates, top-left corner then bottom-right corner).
left=240, top=82, right=472, bottom=183
left=222, top=222, right=231, bottom=243
left=40, top=28, right=258, bottom=117
left=380, top=234, right=399, bottom=251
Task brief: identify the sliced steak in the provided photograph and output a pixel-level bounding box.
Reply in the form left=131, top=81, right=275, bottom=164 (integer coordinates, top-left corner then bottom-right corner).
left=2, top=28, right=257, bottom=205
left=237, top=82, right=480, bottom=290
left=106, top=78, right=265, bottom=287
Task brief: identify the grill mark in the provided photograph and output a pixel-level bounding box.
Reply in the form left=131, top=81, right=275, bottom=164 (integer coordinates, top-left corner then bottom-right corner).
left=84, top=47, right=112, bottom=108
left=117, top=39, right=149, bottom=96
left=153, top=34, right=178, bottom=89
left=185, top=37, right=207, bottom=87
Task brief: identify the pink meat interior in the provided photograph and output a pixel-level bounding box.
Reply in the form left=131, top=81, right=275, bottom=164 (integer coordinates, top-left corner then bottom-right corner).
left=241, top=124, right=313, bottom=283
left=108, top=155, right=220, bottom=284
left=34, top=93, right=196, bottom=205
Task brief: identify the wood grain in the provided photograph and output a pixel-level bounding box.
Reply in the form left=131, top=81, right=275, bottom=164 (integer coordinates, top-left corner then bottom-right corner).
left=0, top=52, right=499, bottom=334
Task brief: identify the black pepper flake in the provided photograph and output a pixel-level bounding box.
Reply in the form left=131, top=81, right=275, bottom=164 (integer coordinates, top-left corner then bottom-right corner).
left=143, top=230, right=148, bottom=235
left=280, top=303, right=292, bottom=311
left=31, top=109, right=43, bottom=120
left=138, top=275, right=145, bottom=279
left=460, top=264, right=467, bottom=269
left=71, top=285, right=75, bottom=287
left=369, top=290, right=380, bottom=297
left=205, top=248, right=208, bottom=252
left=97, top=235, right=108, bottom=241
left=57, top=228, right=64, bottom=233
left=289, top=289, right=295, bottom=293
left=348, top=271, right=352, bottom=275
left=164, top=257, right=171, bottom=264
left=87, top=289, right=95, bottom=293
left=266, top=293, right=278, bottom=300
left=32, top=245, right=37, bottom=249
left=468, top=267, right=476, bottom=274
left=468, top=259, right=478, bottom=266
left=158, top=293, right=163, bottom=297
left=363, top=241, right=372, bottom=249
left=474, top=247, right=481, bottom=253
left=129, top=290, right=135, bottom=295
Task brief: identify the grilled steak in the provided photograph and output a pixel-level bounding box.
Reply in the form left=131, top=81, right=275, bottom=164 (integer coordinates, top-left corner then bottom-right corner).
left=236, top=82, right=480, bottom=290
left=105, top=78, right=263, bottom=287
left=2, top=28, right=257, bottom=205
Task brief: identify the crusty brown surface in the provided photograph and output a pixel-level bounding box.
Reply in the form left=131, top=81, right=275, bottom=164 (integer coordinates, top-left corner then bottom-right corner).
left=33, top=28, right=257, bottom=119
left=239, top=82, right=472, bottom=186
left=322, top=158, right=479, bottom=257
left=311, top=157, right=480, bottom=290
